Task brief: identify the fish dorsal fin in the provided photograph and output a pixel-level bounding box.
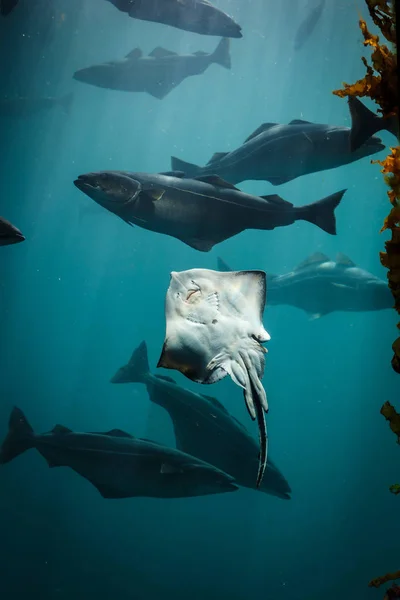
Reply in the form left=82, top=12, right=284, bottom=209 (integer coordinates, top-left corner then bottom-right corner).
left=207, top=152, right=228, bottom=165
left=260, top=194, right=293, bottom=208
left=51, top=424, right=72, bottom=435
left=149, top=47, right=177, bottom=58
left=193, top=50, right=208, bottom=56
left=336, top=253, right=356, bottom=267
left=125, top=48, right=142, bottom=60
left=194, top=175, right=239, bottom=190
left=244, top=123, right=277, bottom=143
left=159, top=171, right=185, bottom=178
left=217, top=256, right=233, bottom=272
left=155, top=374, right=176, bottom=384
left=289, top=119, right=313, bottom=125
left=103, top=429, right=134, bottom=438
left=203, top=394, right=229, bottom=414
left=295, top=252, right=330, bottom=270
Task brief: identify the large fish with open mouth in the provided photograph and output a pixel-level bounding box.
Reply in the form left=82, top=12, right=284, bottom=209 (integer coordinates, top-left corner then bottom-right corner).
left=217, top=252, right=393, bottom=318
left=157, top=268, right=270, bottom=488
left=105, top=0, right=242, bottom=38
left=111, top=340, right=291, bottom=499
left=74, top=170, right=345, bottom=251
left=0, top=407, right=238, bottom=499
left=171, top=98, right=385, bottom=185
left=73, top=38, right=231, bottom=100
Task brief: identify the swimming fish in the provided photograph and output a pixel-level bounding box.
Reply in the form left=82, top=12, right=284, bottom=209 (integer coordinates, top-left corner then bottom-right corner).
left=157, top=268, right=270, bottom=488
left=217, top=252, right=393, bottom=318
left=347, top=96, right=399, bottom=152
left=73, top=38, right=231, bottom=100
left=171, top=99, right=385, bottom=185
left=293, top=0, right=326, bottom=51
left=0, top=0, right=18, bottom=16
left=105, top=0, right=242, bottom=38
left=0, top=407, right=238, bottom=498
left=111, top=340, right=291, bottom=499
left=0, top=92, right=73, bottom=117
left=74, top=170, right=345, bottom=252
left=0, top=217, right=25, bottom=246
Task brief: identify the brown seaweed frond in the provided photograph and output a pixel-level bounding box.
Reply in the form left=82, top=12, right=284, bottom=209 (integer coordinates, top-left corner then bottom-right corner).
left=332, top=15, right=397, bottom=119
left=366, top=0, right=396, bottom=43
left=374, top=148, right=400, bottom=372
left=369, top=572, right=400, bottom=588
left=389, top=483, right=400, bottom=494
left=381, top=401, right=400, bottom=442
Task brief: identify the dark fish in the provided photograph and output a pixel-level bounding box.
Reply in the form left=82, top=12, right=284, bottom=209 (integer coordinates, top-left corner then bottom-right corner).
left=106, top=0, right=242, bottom=38
left=0, top=0, right=18, bottom=16
left=111, top=341, right=291, bottom=499
left=293, top=0, right=326, bottom=51
left=73, top=38, right=231, bottom=100
left=0, top=217, right=25, bottom=246
left=171, top=100, right=385, bottom=186
left=73, top=170, right=346, bottom=251
left=0, top=92, right=73, bottom=117
left=217, top=252, right=393, bottom=318
left=0, top=407, right=238, bottom=498
left=347, top=96, right=399, bottom=152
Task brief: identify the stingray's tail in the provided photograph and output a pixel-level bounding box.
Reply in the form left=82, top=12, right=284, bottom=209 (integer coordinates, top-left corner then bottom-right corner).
left=246, top=365, right=268, bottom=489
left=348, top=96, right=398, bottom=151
left=0, top=407, right=34, bottom=464
left=110, top=341, right=149, bottom=384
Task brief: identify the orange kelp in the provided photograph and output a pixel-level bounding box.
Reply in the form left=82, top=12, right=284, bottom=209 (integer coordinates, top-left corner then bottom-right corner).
left=380, top=402, right=400, bottom=494
left=333, top=0, right=400, bottom=373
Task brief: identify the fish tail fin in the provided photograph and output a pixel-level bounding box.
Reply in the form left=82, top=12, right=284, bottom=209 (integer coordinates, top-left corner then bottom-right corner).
left=217, top=256, right=233, bottom=272
left=60, top=92, right=74, bottom=116
left=212, top=38, right=231, bottom=70
left=0, top=407, right=34, bottom=464
left=347, top=96, right=396, bottom=151
left=170, top=156, right=202, bottom=178
left=299, top=189, right=346, bottom=235
left=110, top=341, right=150, bottom=384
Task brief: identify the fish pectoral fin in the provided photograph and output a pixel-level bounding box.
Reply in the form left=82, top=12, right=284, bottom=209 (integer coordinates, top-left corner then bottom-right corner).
left=145, top=78, right=183, bottom=99
left=331, top=282, right=351, bottom=289
left=149, top=47, right=178, bottom=58
left=125, top=48, right=143, bottom=60
left=158, top=170, right=185, bottom=178
left=142, top=187, right=165, bottom=201
left=194, top=175, right=240, bottom=190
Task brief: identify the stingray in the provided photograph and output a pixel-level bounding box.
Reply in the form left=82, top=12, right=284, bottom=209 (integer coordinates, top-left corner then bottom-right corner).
left=157, top=268, right=270, bottom=487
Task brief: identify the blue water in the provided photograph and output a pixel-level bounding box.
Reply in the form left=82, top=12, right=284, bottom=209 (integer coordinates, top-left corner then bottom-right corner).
left=0, top=0, right=399, bottom=598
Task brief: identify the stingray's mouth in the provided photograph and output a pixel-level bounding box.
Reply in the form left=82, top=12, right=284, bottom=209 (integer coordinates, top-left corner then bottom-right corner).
left=186, top=280, right=201, bottom=303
